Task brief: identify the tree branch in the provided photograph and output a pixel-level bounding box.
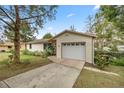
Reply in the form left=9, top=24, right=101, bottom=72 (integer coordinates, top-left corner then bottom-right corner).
left=26, top=21, right=36, bottom=25
left=0, top=18, right=15, bottom=30
left=0, top=7, right=15, bottom=24
left=20, top=13, right=46, bottom=20
left=20, top=15, right=40, bottom=20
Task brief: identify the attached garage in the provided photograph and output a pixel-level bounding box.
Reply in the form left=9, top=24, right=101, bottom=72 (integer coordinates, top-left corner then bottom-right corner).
left=61, top=42, right=85, bottom=60
left=52, top=30, right=95, bottom=64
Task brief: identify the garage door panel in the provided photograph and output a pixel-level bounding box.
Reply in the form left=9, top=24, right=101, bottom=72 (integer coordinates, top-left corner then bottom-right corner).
left=62, top=43, right=85, bottom=60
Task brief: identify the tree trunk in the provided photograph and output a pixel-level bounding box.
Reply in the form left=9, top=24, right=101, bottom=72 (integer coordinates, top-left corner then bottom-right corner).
left=13, top=5, right=21, bottom=64
left=25, top=42, right=27, bottom=50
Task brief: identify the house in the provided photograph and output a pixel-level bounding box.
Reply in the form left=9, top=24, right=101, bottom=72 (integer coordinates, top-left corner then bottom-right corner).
left=0, top=41, right=26, bottom=52
left=26, top=39, right=51, bottom=52
left=50, top=30, right=96, bottom=64
left=0, top=41, right=13, bottom=52
left=117, top=45, right=124, bottom=52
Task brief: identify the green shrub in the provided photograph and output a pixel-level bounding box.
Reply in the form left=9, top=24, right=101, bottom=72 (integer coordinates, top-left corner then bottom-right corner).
left=9, top=49, right=15, bottom=55
left=22, top=46, right=54, bottom=57
left=22, top=50, right=30, bottom=55
left=34, top=51, right=42, bottom=56
left=22, top=50, right=43, bottom=56
left=95, top=50, right=124, bottom=58
left=95, top=54, right=109, bottom=69
left=94, top=50, right=113, bottom=69
left=111, top=57, right=124, bottom=66
left=45, top=46, right=54, bottom=55
left=41, top=51, right=48, bottom=58
left=40, top=45, right=54, bottom=58
left=109, top=52, right=124, bottom=58
left=94, top=50, right=124, bottom=68
left=95, top=50, right=124, bottom=67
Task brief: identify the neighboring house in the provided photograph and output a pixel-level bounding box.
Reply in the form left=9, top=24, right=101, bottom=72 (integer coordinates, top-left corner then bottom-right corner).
left=117, top=45, right=124, bottom=52
left=26, top=39, right=51, bottom=52
left=51, top=30, right=96, bottom=64
left=0, top=41, right=13, bottom=52
left=0, top=41, right=26, bottom=52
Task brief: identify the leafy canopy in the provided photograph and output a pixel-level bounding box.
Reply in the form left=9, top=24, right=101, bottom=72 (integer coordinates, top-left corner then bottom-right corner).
left=0, top=5, right=58, bottom=36
left=43, top=32, right=53, bottom=39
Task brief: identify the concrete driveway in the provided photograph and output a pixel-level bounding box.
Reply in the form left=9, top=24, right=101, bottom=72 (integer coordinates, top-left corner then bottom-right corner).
left=48, top=56, right=85, bottom=70
left=0, top=63, right=82, bottom=88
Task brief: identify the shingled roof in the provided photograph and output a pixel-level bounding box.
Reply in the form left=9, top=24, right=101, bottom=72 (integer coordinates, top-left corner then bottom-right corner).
left=27, top=39, right=50, bottom=44
left=52, top=30, right=96, bottom=39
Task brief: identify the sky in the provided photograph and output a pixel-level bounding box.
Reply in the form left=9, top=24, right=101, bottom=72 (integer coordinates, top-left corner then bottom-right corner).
left=35, top=5, right=100, bottom=39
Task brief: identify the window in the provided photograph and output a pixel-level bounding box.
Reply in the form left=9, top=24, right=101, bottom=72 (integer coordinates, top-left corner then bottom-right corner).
left=8, top=46, right=12, bottom=49
left=76, top=42, right=79, bottom=46
left=62, top=43, right=66, bottom=46
left=62, top=42, right=86, bottom=46
left=63, top=43, right=66, bottom=46
left=71, top=42, right=75, bottom=46
left=81, top=42, right=85, bottom=45
left=29, top=44, right=32, bottom=49
left=67, top=43, right=70, bottom=46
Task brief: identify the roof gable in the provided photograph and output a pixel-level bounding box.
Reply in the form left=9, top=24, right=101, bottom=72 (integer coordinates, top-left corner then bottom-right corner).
left=53, top=30, right=96, bottom=39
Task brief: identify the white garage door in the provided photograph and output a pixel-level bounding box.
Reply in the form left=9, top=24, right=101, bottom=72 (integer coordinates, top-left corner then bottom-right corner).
left=62, top=42, right=85, bottom=60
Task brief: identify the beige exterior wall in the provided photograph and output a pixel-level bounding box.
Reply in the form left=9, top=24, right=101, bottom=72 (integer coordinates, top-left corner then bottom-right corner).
left=0, top=42, right=14, bottom=51
left=20, top=43, right=26, bottom=50
left=0, top=46, right=9, bottom=51
left=27, top=43, right=44, bottom=52
left=0, top=42, right=26, bottom=51
left=55, top=32, right=94, bottom=63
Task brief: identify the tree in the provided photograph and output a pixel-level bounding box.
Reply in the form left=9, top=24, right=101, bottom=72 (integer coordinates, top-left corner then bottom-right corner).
left=99, top=5, right=124, bottom=40
left=0, top=33, right=4, bottom=44
left=70, top=25, right=76, bottom=31
left=94, top=5, right=124, bottom=50
left=0, top=5, right=57, bottom=63
left=94, top=16, right=115, bottom=49
left=43, top=32, right=53, bottom=39
left=4, top=21, right=36, bottom=49
left=85, top=15, right=95, bottom=33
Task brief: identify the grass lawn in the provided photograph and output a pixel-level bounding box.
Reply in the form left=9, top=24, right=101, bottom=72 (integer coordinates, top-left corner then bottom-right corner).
left=0, top=52, right=11, bottom=62
left=0, top=52, right=52, bottom=81
left=73, top=65, right=124, bottom=88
